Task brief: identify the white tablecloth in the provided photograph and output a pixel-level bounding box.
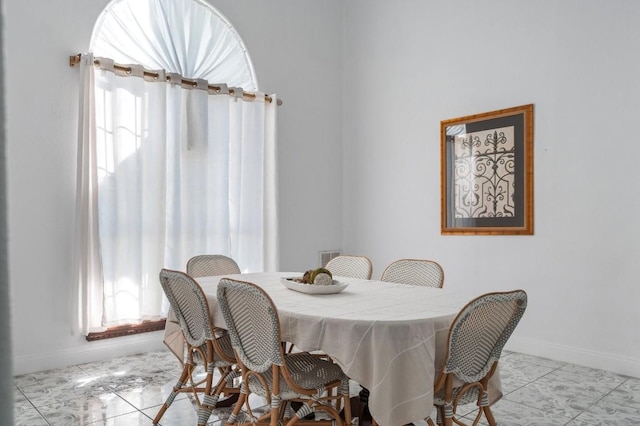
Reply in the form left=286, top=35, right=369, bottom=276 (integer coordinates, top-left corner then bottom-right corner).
left=191, top=272, right=492, bottom=426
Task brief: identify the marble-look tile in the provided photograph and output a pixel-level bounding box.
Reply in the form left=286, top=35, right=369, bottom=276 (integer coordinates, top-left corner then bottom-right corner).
left=502, top=352, right=567, bottom=370
left=603, top=377, right=640, bottom=410
left=141, top=391, right=267, bottom=425
left=140, top=397, right=238, bottom=426
left=73, top=352, right=194, bottom=401
left=574, top=410, right=640, bottom=426
left=19, top=368, right=127, bottom=409
left=460, top=399, right=571, bottom=426
left=14, top=399, right=49, bottom=426
left=489, top=398, right=571, bottom=425
left=88, top=411, right=156, bottom=425
left=14, top=365, right=90, bottom=391
left=557, top=363, right=628, bottom=387
left=14, top=388, right=28, bottom=403
left=141, top=397, right=197, bottom=425
left=13, top=350, right=639, bottom=426
left=498, top=358, right=556, bottom=394
left=504, top=368, right=618, bottom=419
left=113, top=377, right=186, bottom=411
left=573, top=386, right=640, bottom=426
left=77, top=351, right=181, bottom=377
left=35, top=392, right=139, bottom=425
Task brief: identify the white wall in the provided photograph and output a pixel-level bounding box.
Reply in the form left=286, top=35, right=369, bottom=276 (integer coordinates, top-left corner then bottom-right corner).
left=6, top=0, right=344, bottom=375
left=7, top=0, right=640, bottom=379
left=342, top=0, right=640, bottom=377
left=0, top=0, right=14, bottom=421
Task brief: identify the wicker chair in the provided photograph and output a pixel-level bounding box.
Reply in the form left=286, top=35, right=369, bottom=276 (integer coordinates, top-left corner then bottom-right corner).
left=380, top=258, right=444, bottom=288
left=154, top=269, right=239, bottom=426
left=325, top=255, right=373, bottom=279
left=432, top=290, right=528, bottom=426
left=164, top=254, right=241, bottom=359
left=187, top=254, right=241, bottom=277
left=217, top=278, right=352, bottom=426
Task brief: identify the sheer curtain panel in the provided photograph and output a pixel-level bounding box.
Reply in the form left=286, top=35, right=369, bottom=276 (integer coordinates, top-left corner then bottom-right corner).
left=73, top=53, right=278, bottom=334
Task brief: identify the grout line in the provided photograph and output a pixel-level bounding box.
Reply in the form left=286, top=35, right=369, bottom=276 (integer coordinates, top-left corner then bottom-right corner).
left=14, top=387, right=53, bottom=426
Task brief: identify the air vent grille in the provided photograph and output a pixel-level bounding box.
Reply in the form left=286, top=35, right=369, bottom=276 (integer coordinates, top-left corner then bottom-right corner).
left=320, top=250, right=341, bottom=267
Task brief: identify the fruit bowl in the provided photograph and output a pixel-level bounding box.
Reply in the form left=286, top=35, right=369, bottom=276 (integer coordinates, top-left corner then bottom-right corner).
left=280, top=278, right=349, bottom=294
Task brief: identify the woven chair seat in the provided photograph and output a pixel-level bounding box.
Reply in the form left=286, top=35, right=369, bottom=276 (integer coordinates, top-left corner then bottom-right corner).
left=433, top=383, right=481, bottom=407
left=246, top=352, right=348, bottom=400
left=190, top=333, right=235, bottom=368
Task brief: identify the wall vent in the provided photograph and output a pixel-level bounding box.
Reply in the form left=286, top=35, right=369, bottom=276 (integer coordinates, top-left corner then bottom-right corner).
left=320, top=250, right=341, bottom=267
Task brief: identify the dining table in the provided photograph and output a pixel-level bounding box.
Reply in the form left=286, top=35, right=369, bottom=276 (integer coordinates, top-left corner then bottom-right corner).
left=170, top=271, right=503, bottom=426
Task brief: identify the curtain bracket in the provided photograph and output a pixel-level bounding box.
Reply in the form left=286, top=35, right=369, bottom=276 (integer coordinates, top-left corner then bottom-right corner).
left=70, top=53, right=81, bottom=67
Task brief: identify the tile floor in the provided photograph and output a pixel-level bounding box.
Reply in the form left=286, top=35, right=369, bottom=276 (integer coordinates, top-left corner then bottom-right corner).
left=13, top=349, right=640, bottom=426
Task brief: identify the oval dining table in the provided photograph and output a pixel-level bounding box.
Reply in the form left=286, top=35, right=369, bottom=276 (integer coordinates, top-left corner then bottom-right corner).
left=190, top=272, right=502, bottom=426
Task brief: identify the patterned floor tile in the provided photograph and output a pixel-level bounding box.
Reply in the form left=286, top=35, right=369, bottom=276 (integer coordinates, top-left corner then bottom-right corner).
left=140, top=397, right=239, bottom=426
left=558, top=363, right=628, bottom=386
left=504, top=367, right=625, bottom=419
left=14, top=399, right=49, bottom=426
left=87, top=411, right=157, bottom=426
left=498, top=358, right=556, bottom=394
left=14, top=365, right=90, bottom=392
left=573, top=391, right=640, bottom=426
left=603, top=377, right=640, bottom=410
left=12, top=350, right=640, bottom=426
left=35, top=392, right=138, bottom=425
left=113, top=377, right=187, bottom=411
left=503, top=352, right=567, bottom=370
left=471, top=398, right=571, bottom=425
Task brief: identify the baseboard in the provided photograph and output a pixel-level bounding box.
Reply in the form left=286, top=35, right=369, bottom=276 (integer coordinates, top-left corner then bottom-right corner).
left=506, top=336, right=640, bottom=379
left=13, top=331, right=167, bottom=376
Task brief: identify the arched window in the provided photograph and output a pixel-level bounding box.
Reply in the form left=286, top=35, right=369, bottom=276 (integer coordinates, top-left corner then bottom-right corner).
left=73, top=0, right=279, bottom=337
left=90, top=0, right=257, bottom=90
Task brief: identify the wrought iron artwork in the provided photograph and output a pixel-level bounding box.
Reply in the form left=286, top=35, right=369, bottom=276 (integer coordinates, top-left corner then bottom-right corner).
left=440, top=104, right=533, bottom=235
left=453, top=126, right=515, bottom=219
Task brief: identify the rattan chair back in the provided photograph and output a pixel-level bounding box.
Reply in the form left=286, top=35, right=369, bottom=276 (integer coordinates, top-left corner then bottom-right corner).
left=156, top=269, right=239, bottom=426
left=217, top=278, right=352, bottom=425
left=325, top=255, right=373, bottom=279
left=380, top=258, right=444, bottom=288
left=186, top=254, right=241, bottom=278
left=217, top=278, right=283, bottom=373
left=159, top=268, right=215, bottom=348
left=444, top=290, right=527, bottom=382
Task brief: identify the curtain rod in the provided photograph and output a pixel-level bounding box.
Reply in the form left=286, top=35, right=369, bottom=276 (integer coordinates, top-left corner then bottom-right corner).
left=69, top=54, right=283, bottom=106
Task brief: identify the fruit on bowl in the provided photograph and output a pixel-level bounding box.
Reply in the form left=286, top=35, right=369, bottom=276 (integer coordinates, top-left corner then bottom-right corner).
left=294, top=268, right=333, bottom=285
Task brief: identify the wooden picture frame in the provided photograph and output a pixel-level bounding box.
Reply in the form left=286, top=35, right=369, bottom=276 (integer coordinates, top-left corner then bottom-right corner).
left=440, top=104, right=534, bottom=235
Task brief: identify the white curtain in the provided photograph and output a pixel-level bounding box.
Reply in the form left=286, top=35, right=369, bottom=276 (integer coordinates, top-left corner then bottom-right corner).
left=73, top=53, right=278, bottom=334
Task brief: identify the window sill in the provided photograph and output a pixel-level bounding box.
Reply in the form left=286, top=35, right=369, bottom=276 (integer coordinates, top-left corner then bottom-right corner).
left=86, top=319, right=166, bottom=341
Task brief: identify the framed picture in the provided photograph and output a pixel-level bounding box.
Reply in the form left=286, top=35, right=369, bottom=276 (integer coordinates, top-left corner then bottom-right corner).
left=440, top=104, right=534, bottom=235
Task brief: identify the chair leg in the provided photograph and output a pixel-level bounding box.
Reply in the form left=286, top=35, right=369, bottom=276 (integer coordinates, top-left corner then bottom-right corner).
left=442, top=404, right=453, bottom=426
left=270, top=402, right=281, bottom=426
left=482, top=405, right=497, bottom=426
left=342, top=390, right=352, bottom=426
left=153, top=364, right=191, bottom=424
left=225, top=391, right=248, bottom=426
